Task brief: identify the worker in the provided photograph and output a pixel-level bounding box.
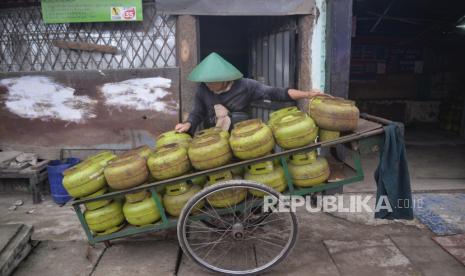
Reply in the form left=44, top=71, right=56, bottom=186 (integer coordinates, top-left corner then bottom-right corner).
left=175, top=52, right=324, bottom=135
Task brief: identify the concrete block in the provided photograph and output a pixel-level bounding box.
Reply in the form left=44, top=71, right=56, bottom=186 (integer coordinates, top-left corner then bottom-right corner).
left=13, top=240, right=103, bottom=276
left=0, top=224, right=33, bottom=276
left=92, top=240, right=178, bottom=276
left=324, top=238, right=418, bottom=276
left=0, top=224, right=22, bottom=254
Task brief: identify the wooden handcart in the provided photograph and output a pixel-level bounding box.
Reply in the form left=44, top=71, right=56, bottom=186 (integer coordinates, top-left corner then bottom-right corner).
left=72, top=113, right=391, bottom=275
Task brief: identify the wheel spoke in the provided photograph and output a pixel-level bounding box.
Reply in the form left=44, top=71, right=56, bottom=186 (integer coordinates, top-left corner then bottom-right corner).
left=211, top=241, right=234, bottom=267
left=247, top=216, right=288, bottom=233
left=220, top=189, right=243, bottom=224
left=178, top=182, right=297, bottom=275
left=241, top=194, right=261, bottom=223
left=201, top=225, right=232, bottom=260
left=194, top=205, right=233, bottom=227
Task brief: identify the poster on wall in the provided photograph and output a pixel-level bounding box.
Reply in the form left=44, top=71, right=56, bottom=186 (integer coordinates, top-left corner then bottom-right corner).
left=41, top=0, right=143, bottom=23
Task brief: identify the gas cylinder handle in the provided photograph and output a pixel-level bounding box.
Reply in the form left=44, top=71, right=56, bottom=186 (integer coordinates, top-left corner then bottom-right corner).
left=165, top=182, right=189, bottom=195
left=248, top=161, right=274, bottom=175
left=207, top=171, right=233, bottom=183
left=290, top=151, right=316, bottom=165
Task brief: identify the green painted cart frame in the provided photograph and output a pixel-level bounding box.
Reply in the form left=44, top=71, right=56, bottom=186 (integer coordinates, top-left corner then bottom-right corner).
left=72, top=113, right=391, bottom=246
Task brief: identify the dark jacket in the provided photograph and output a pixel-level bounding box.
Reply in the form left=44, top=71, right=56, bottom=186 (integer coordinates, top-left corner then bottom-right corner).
left=375, top=123, right=413, bottom=220
left=186, top=78, right=292, bottom=135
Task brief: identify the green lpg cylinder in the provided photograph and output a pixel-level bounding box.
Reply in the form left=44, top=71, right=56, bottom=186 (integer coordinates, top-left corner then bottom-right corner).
left=188, top=173, right=208, bottom=187
left=163, top=182, right=204, bottom=217
left=229, top=119, right=275, bottom=160
left=104, top=155, right=149, bottom=190
left=267, top=106, right=300, bottom=128
left=230, top=165, right=245, bottom=178
left=195, top=127, right=230, bottom=140
left=288, top=154, right=330, bottom=187
left=82, top=151, right=118, bottom=167
left=147, top=143, right=191, bottom=180
left=244, top=161, right=286, bottom=197
left=188, top=134, right=232, bottom=170
left=309, top=96, right=359, bottom=131
left=82, top=187, right=111, bottom=211
left=205, top=171, right=247, bottom=208
left=288, top=151, right=317, bottom=165
left=319, top=129, right=341, bottom=142
left=123, top=192, right=161, bottom=226
left=84, top=201, right=125, bottom=235
left=273, top=112, right=318, bottom=149
left=63, top=161, right=108, bottom=198
left=156, top=131, right=192, bottom=149
left=62, top=151, right=116, bottom=198
left=125, top=190, right=149, bottom=203
left=119, top=145, right=154, bottom=160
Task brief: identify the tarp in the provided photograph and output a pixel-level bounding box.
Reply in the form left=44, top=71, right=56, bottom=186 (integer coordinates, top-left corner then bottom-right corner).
left=156, top=0, right=315, bottom=15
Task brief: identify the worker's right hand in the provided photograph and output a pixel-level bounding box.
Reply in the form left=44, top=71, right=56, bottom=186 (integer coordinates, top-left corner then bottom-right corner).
left=175, top=122, right=191, bottom=133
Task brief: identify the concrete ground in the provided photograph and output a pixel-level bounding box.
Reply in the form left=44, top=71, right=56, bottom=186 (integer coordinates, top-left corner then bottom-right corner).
left=345, top=145, right=465, bottom=193
left=1, top=125, right=464, bottom=275
left=346, top=125, right=465, bottom=193
left=0, top=192, right=463, bottom=276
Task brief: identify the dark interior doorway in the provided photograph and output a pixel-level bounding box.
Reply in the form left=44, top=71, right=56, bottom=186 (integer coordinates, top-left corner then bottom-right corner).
left=198, top=16, right=297, bottom=88
left=350, top=0, right=465, bottom=137
left=199, top=16, right=250, bottom=77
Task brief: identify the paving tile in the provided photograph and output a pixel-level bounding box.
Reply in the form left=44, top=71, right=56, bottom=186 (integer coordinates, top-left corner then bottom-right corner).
left=267, top=240, right=340, bottom=276
left=93, top=240, right=178, bottom=276
left=13, top=241, right=104, bottom=276
left=176, top=253, right=214, bottom=276
left=178, top=237, right=340, bottom=276
left=391, top=235, right=465, bottom=276
left=324, top=238, right=419, bottom=276
left=432, top=234, right=465, bottom=265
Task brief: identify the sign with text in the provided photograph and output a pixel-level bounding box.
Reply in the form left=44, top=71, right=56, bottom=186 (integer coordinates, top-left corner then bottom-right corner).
left=41, top=0, right=143, bottom=23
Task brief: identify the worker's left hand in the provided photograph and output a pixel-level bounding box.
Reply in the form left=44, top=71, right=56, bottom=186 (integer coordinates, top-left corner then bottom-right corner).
left=175, top=122, right=191, bottom=133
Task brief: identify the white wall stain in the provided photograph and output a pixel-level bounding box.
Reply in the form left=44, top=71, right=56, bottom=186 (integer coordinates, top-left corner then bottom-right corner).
left=99, top=77, right=177, bottom=113
left=0, top=76, right=97, bottom=123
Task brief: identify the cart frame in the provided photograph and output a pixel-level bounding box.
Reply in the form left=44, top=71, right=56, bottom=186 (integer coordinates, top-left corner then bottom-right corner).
left=71, top=113, right=391, bottom=245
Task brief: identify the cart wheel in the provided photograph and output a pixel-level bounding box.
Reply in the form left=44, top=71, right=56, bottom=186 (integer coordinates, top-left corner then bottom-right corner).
left=177, top=180, right=298, bottom=275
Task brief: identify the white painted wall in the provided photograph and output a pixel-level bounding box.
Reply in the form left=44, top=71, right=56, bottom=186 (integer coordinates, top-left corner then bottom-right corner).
left=311, top=0, right=327, bottom=92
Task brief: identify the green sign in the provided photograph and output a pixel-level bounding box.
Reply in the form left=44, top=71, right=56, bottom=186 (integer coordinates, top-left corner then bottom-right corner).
left=41, top=0, right=143, bottom=23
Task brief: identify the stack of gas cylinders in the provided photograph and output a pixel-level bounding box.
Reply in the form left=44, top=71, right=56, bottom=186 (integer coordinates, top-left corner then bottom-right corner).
left=62, top=95, right=359, bottom=236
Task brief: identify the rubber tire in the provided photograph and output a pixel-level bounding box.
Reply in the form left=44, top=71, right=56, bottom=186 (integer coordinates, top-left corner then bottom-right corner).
left=177, top=180, right=298, bottom=276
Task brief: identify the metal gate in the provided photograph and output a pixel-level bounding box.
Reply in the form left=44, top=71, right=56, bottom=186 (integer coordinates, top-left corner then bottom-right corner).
left=249, top=17, right=296, bottom=88
left=248, top=17, right=297, bottom=122
left=0, top=0, right=176, bottom=72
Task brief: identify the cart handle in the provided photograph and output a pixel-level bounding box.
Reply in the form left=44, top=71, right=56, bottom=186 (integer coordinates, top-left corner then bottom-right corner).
left=360, top=113, right=394, bottom=126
